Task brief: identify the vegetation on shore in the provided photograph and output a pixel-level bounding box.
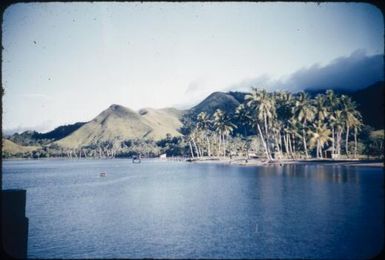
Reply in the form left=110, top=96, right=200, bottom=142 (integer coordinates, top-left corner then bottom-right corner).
left=183, top=88, right=383, bottom=161
left=2, top=87, right=384, bottom=160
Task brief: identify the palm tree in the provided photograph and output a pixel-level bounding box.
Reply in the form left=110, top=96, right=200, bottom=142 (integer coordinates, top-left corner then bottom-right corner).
left=212, top=109, right=236, bottom=157
left=245, top=88, right=275, bottom=160
left=353, top=119, right=363, bottom=159
left=308, top=122, right=332, bottom=158
left=314, top=94, right=328, bottom=122
left=293, top=92, right=316, bottom=159
left=275, top=91, right=294, bottom=157
left=196, top=112, right=212, bottom=157
left=189, top=127, right=202, bottom=158
left=325, top=90, right=338, bottom=157
left=286, top=117, right=303, bottom=158
left=271, top=120, right=283, bottom=158
left=181, top=118, right=199, bottom=158
left=333, top=110, right=344, bottom=158
left=235, top=104, right=251, bottom=137
left=340, top=95, right=362, bottom=158
left=213, top=109, right=224, bottom=157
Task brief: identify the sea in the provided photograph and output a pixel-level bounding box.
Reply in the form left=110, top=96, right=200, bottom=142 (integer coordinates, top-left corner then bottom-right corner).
left=2, top=159, right=384, bottom=258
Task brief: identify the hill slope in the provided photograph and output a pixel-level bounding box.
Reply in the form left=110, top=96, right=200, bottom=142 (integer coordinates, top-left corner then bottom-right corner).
left=139, top=108, right=183, bottom=138
left=2, top=139, right=39, bottom=154
left=55, top=104, right=183, bottom=149
left=189, top=91, right=242, bottom=116
left=351, top=81, right=384, bottom=129
left=38, top=122, right=87, bottom=140
left=8, top=122, right=86, bottom=146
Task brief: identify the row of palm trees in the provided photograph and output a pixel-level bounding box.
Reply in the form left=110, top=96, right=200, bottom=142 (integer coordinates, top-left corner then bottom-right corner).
left=185, top=88, right=363, bottom=160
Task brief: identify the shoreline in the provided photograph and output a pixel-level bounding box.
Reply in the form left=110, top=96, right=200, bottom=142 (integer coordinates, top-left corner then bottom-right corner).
left=187, top=157, right=384, bottom=168
left=2, top=157, right=384, bottom=168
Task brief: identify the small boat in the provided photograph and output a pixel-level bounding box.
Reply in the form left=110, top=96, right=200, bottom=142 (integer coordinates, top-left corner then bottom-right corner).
left=100, top=172, right=106, bottom=177
left=132, top=155, right=141, bottom=163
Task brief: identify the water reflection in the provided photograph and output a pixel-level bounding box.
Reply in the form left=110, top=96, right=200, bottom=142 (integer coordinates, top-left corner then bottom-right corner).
left=211, top=163, right=365, bottom=186
left=253, top=163, right=383, bottom=259
left=270, top=164, right=362, bottom=184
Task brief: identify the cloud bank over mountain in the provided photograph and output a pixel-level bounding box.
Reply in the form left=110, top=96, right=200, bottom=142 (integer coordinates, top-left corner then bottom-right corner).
left=229, top=50, right=384, bottom=92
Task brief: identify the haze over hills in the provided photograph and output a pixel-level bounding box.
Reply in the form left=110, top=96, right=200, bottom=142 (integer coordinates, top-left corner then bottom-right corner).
left=55, top=105, right=184, bottom=149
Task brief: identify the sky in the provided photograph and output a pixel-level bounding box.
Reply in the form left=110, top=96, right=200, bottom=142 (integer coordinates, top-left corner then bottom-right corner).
left=2, top=2, right=384, bottom=134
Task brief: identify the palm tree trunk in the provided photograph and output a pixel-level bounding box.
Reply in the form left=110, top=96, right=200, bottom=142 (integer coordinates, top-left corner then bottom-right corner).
left=316, top=140, right=320, bottom=158
left=287, top=134, right=292, bottom=158
left=192, top=138, right=199, bottom=158
left=337, top=129, right=342, bottom=157
left=263, top=114, right=272, bottom=158
left=264, top=114, right=268, bottom=139
left=332, top=126, right=335, bottom=157
left=189, top=141, right=194, bottom=158
left=283, top=134, right=288, bottom=156
left=206, top=136, right=211, bottom=157
left=345, top=125, right=350, bottom=158
left=257, top=123, right=272, bottom=160
left=354, top=127, right=358, bottom=159
left=289, top=134, right=294, bottom=157
left=275, top=136, right=281, bottom=159
left=223, top=134, right=226, bottom=158
left=291, top=134, right=296, bottom=158
left=302, top=128, right=309, bottom=159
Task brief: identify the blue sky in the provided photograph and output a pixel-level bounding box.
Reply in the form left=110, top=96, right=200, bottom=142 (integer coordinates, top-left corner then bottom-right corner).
left=2, top=2, right=383, bottom=133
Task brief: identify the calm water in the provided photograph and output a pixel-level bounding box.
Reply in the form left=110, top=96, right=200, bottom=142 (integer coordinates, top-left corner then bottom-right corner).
left=2, top=159, right=384, bottom=259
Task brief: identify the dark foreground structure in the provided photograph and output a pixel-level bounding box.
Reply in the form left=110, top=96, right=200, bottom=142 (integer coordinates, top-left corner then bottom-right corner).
left=1, top=189, right=28, bottom=259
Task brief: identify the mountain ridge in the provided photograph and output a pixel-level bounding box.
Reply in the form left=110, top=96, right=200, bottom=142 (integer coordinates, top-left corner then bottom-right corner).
left=188, top=91, right=245, bottom=117
left=54, top=105, right=183, bottom=149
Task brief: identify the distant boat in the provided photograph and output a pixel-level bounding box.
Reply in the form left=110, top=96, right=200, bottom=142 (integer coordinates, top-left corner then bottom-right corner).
left=132, top=155, right=141, bottom=163
left=100, top=172, right=106, bottom=177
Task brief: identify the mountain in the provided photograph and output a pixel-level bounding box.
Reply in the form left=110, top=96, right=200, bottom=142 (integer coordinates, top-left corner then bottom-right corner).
left=8, top=122, right=86, bottom=146
left=2, top=139, right=39, bottom=155
left=7, top=130, right=41, bottom=146
left=189, top=91, right=245, bottom=117
left=55, top=104, right=183, bottom=149
left=38, top=122, right=87, bottom=140
left=351, top=81, right=384, bottom=129
left=138, top=107, right=184, bottom=137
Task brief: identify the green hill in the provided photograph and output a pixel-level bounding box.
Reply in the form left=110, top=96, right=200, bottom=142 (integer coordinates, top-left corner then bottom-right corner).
left=8, top=122, right=86, bottom=146
left=55, top=104, right=183, bottom=149
left=2, top=139, right=39, bottom=155
left=351, top=81, right=384, bottom=129
left=189, top=91, right=242, bottom=117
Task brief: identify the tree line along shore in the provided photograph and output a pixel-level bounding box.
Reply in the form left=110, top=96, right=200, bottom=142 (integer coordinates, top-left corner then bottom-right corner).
left=2, top=88, right=384, bottom=161
left=182, top=88, right=383, bottom=162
